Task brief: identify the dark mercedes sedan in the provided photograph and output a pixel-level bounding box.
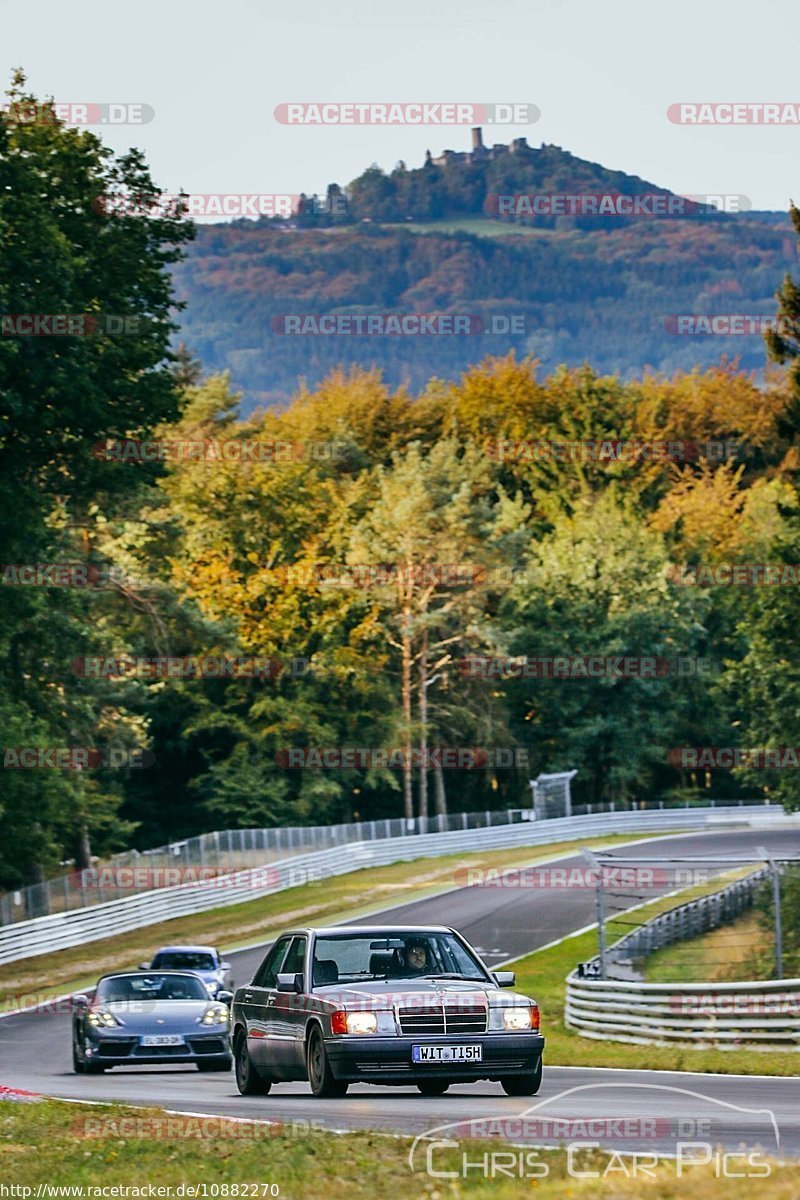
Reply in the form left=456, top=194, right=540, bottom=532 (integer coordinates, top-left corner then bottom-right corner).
left=72, top=971, right=233, bottom=1073
left=231, top=925, right=544, bottom=1098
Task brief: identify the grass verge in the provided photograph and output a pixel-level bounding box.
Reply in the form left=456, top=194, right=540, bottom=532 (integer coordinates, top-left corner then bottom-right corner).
left=0, top=1099, right=794, bottom=1199
left=0, top=832, right=669, bottom=1012
left=507, top=877, right=799, bottom=1075
left=643, top=911, right=769, bottom=984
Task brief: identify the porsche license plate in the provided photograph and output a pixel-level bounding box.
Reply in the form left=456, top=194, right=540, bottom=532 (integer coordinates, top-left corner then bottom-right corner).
left=412, top=1044, right=482, bottom=1063
left=141, top=1035, right=185, bottom=1046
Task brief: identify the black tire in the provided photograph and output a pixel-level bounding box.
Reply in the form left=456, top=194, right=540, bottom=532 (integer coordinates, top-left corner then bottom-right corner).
left=417, top=1080, right=450, bottom=1097
left=72, top=1042, right=86, bottom=1075
left=234, top=1031, right=271, bottom=1095
left=197, top=1057, right=233, bottom=1073
left=501, top=1061, right=542, bottom=1096
left=306, top=1026, right=348, bottom=1098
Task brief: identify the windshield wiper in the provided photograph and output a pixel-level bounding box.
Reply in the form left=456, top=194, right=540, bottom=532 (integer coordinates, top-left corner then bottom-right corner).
left=422, top=973, right=487, bottom=982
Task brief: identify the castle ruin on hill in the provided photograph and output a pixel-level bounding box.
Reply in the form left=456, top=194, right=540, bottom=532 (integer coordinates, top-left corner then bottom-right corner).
left=427, top=127, right=533, bottom=168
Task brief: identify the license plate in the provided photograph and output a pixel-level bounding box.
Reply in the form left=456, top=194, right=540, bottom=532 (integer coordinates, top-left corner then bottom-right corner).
left=412, top=1044, right=482, bottom=1063
left=140, top=1034, right=185, bottom=1046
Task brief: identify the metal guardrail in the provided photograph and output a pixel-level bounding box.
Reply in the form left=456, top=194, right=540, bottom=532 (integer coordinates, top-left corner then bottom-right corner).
left=565, top=974, right=800, bottom=1048
left=0, top=806, right=540, bottom=925
left=0, top=797, right=773, bottom=926
left=0, top=804, right=787, bottom=966
left=566, top=869, right=800, bottom=1048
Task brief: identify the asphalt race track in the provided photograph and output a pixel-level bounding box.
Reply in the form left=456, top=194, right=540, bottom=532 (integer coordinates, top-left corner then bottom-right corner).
left=2, top=824, right=799, bottom=1159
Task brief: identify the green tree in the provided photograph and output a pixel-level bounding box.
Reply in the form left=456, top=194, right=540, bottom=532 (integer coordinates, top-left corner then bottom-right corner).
left=504, top=493, right=715, bottom=805
left=0, top=71, right=192, bottom=884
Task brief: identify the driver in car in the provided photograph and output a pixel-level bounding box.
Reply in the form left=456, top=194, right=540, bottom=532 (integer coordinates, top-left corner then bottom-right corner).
left=403, top=939, right=431, bottom=975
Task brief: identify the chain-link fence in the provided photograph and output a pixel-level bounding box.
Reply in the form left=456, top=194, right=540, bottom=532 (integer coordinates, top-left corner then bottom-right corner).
left=0, top=795, right=770, bottom=926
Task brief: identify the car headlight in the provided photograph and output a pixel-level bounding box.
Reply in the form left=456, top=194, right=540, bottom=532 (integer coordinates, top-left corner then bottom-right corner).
left=199, top=1005, right=229, bottom=1026
left=503, top=1006, right=538, bottom=1031
left=87, top=1009, right=120, bottom=1028
left=331, top=1010, right=377, bottom=1035
left=347, top=1012, right=377, bottom=1035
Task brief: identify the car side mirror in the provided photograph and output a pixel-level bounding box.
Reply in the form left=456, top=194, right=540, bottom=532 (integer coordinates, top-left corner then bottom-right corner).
left=216, top=990, right=234, bottom=1006
left=220, top=962, right=231, bottom=972
left=138, top=962, right=151, bottom=971
left=276, top=972, right=304, bottom=994
left=72, top=993, right=90, bottom=1010
left=494, top=971, right=516, bottom=988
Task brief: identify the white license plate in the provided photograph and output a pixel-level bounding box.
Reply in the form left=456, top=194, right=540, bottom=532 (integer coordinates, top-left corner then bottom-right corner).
left=140, top=1034, right=185, bottom=1046
left=412, top=1044, right=482, bottom=1063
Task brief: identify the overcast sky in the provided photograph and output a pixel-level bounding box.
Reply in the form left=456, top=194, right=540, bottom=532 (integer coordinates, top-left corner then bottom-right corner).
left=2, top=0, right=798, bottom=211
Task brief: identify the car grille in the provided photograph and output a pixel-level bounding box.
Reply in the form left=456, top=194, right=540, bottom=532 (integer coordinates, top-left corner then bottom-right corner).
left=189, top=1038, right=228, bottom=1055
left=132, top=1043, right=190, bottom=1057
left=97, top=1040, right=137, bottom=1057
left=397, top=1004, right=488, bottom=1035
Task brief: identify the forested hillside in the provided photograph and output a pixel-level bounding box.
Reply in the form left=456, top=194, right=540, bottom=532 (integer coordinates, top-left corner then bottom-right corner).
left=173, top=139, right=795, bottom=409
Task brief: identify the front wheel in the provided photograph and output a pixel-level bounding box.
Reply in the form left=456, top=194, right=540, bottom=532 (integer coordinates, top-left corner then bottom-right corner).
left=234, top=1031, right=271, bottom=1095
left=306, top=1026, right=348, bottom=1098
left=72, top=1042, right=86, bottom=1074
left=501, top=1061, right=542, bottom=1096
left=417, top=1080, right=450, bottom=1096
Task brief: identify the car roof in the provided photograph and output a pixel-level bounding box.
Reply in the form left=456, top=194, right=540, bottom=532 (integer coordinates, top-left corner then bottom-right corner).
left=277, top=925, right=455, bottom=937
left=95, top=970, right=209, bottom=983
left=152, top=945, right=217, bottom=954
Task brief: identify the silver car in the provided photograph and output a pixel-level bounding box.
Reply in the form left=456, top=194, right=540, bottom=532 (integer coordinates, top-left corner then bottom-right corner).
left=72, top=971, right=233, bottom=1073
left=231, top=925, right=544, bottom=1098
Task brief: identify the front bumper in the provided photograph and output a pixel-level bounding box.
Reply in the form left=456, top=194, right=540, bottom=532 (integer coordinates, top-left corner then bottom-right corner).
left=86, top=1032, right=231, bottom=1066
left=325, top=1033, right=544, bottom=1083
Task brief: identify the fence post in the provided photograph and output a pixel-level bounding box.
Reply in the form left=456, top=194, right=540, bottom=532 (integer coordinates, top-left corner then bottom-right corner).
left=583, top=849, right=606, bottom=978
left=758, top=846, right=784, bottom=981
